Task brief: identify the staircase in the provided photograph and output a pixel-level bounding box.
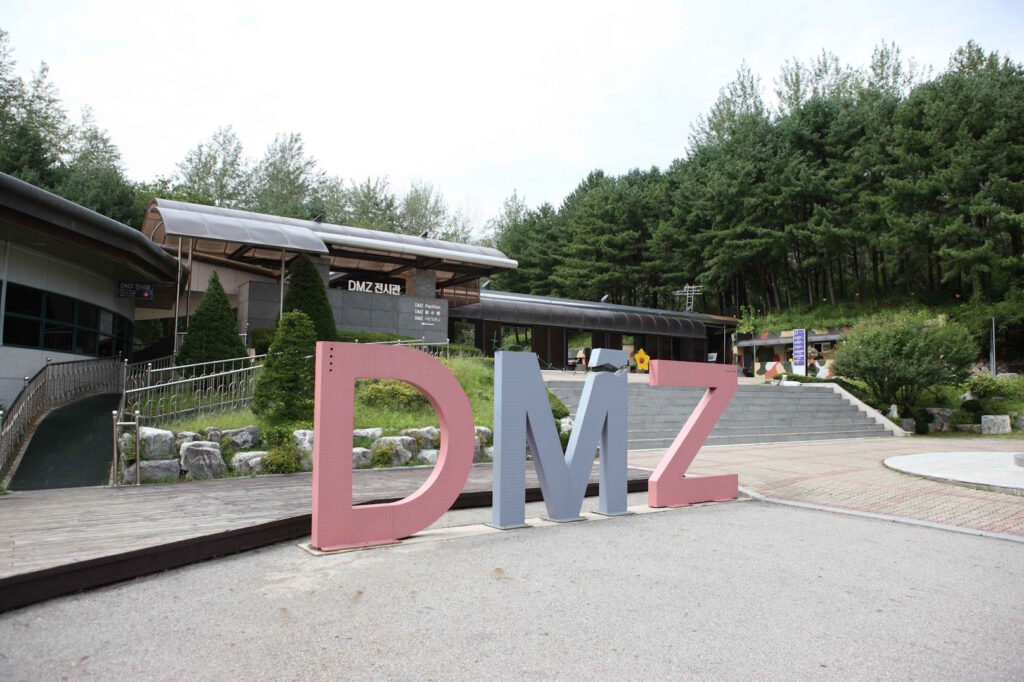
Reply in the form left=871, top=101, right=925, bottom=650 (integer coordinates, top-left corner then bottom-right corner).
left=546, top=380, right=892, bottom=449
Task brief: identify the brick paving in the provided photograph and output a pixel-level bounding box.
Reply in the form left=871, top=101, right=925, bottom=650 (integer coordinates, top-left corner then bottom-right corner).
left=629, top=437, right=1024, bottom=537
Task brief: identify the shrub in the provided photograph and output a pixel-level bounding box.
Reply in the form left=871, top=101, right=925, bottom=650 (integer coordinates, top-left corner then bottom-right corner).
left=949, top=409, right=978, bottom=426
left=371, top=440, right=398, bottom=468
left=249, top=327, right=276, bottom=354
left=283, top=254, right=337, bottom=341
left=335, top=330, right=411, bottom=343
left=547, top=390, right=569, bottom=420
left=219, top=436, right=237, bottom=471
left=449, top=343, right=482, bottom=357
left=967, top=374, right=1024, bottom=401
left=360, top=380, right=429, bottom=411
left=262, top=441, right=304, bottom=474
left=961, top=399, right=983, bottom=416
left=177, top=271, right=247, bottom=364
left=252, top=311, right=317, bottom=424
left=832, top=311, right=977, bottom=411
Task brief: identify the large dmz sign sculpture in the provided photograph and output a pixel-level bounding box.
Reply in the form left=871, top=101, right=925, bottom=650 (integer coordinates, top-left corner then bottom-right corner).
left=311, top=343, right=738, bottom=551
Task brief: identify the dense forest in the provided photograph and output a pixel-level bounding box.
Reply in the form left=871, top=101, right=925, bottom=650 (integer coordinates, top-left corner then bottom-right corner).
left=2, top=28, right=1022, bottom=348
left=488, top=41, right=1024, bottom=326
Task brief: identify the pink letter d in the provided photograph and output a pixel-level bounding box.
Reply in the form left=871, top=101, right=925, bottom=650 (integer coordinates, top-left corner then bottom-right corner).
left=311, top=343, right=476, bottom=550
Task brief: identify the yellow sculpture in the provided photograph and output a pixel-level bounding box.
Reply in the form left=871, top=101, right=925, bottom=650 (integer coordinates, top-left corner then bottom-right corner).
left=635, top=348, right=650, bottom=372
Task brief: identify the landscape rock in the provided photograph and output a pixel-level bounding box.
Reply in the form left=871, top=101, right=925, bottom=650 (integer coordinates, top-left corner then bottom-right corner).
left=402, top=426, right=440, bottom=450
left=900, top=418, right=916, bottom=433
left=925, top=408, right=953, bottom=433
left=137, top=426, right=176, bottom=460
left=953, top=424, right=982, bottom=433
left=222, top=425, right=260, bottom=449
left=959, top=391, right=976, bottom=403
left=353, top=427, right=383, bottom=441
left=175, top=431, right=200, bottom=448
left=475, top=426, right=493, bottom=446
left=293, top=430, right=314, bottom=453
left=180, top=441, right=226, bottom=479
left=997, top=372, right=1019, bottom=379
left=121, top=459, right=181, bottom=484
left=473, top=435, right=483, bottom=462
left=352, top=447, right=372, bottom=468
left=419, top=449, right=439, bottom=465
left=369, top=436, right=418, bottom=467
left=231, top=451, right=265, bottom=474
left=204, top=427, right=223, bottom=443
left=981, top=415, right=1011, bottom=435
left=118, top=432, right=133, bottom=458
left=886, top=405, right=899, bottom=419
left=1016, top=414, right=1024, bottom=431
left=485, top=446, right=494, bottom=459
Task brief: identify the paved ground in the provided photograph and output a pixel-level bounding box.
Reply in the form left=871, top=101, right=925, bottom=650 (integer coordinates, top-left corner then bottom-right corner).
left=1, top=494, right=1021, bottom=680
left=884, top=451, right=1024, bottom=494
left=7, top=394, right=119, bottom=490
left=631, top=437, right=1024, bottom=537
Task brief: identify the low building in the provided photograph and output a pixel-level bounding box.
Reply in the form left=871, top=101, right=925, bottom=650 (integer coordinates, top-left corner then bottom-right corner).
left=0, top=173, right=180, bottom=407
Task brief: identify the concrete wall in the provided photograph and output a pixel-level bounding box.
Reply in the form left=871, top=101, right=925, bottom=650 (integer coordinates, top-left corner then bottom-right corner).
left=238, top=280, right=449, bottom=343
left=0, top=242, right=133, bottom=407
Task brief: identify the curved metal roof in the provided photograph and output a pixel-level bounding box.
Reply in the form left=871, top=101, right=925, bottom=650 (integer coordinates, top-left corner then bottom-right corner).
left=0, top=172, right=180, bottom=283
left=451, top=291, right=707, bottom=339
left=141, top=199, right=517, bottom=272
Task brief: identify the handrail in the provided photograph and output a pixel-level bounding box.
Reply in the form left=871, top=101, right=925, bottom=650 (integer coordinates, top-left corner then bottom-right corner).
left=1, top=357, right=123, bottom=485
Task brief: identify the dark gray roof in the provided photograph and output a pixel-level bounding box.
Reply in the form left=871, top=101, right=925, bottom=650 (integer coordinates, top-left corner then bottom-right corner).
left=0, top=172, right=180, bottom=283
left=450, top=290, right=710, bottom=339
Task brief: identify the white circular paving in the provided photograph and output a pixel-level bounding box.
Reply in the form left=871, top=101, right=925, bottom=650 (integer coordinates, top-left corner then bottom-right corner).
left=884, top=451, right=1024, bottom=496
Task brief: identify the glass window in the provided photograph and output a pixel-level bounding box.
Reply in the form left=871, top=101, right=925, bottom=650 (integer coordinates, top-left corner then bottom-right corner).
left=45, top=293, right=75, bottom=324
left=77, top=302, right=99, bottom=330
left=98, top=335, right=114, bottom=357
left=3, top=317, right=41, bottom=346
left=5, top=283, right=43, bottom=317
left=75, top=329, right=97, bottom=355
left=99, top=310, right=113, bottom=335
left=43, top=322, right=74, bottom=351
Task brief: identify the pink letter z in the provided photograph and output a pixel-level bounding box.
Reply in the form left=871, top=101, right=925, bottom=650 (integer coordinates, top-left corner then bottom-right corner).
left=648, top=360, right=738, bottom=508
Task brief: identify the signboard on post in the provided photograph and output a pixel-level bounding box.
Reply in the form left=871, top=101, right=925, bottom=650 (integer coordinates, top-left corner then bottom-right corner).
left=792, top=328, right=807, bottom=376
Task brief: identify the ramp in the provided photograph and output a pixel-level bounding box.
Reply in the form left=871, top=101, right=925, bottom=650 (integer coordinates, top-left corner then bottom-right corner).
left=7, top=393, right=120, bottom=490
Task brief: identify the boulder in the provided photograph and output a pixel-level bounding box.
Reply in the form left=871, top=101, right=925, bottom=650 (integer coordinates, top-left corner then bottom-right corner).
left=473, top=435, right=483, bottom=462
left=121, top=459, right=181, bottom=484
left=959, top=391, right=976, bottom=403
left=981, top=415, right=1011, bottom=435
left=136, top=426, right=176, bottom=461
left=485, top=446, right=494, bottom=460
left=997, top=372, right=1019, bottom=379
left=559, top=417, right=574, bottom=435
left=419, top=449, right=439, bottom=465
left=353, top=427, right=383, bottom=441
left=900, top=418, right=916, bottom=433
left=117, top=432, right=133, bottom=458
left=352, top=447, right=372, bottom=468
left=402, top=426, right=440, bottom=450
left=886, top=405, right=899, bottom=419
left=222, top=425, right=260, bottom=449
left=180, top=441, right=226, bottom=479
left=204, top=427, right=223, bottom=443
left=1015, top=414, right=1024, bottom=431
left=475, top=426, right=493, bottom=446
left=369, top=436, right=418, bottom=467
left=175, top=431, right=200, bottom=448
left=293, top=430, right=314, bottom=453
left=231, top=451, right=265, bottom=474
left=925, top=408, right=953, bottom=433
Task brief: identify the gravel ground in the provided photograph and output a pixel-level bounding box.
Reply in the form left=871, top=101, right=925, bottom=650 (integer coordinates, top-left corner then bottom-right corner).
left=1, top=494, right=1022, bottom=681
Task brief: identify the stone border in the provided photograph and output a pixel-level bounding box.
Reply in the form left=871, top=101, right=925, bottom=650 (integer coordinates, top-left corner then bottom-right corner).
left=814, top=383, right=910, bottom=437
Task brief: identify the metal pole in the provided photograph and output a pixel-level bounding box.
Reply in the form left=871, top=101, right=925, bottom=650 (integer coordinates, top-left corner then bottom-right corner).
left=173, top=237, right=182, bottom=358
left=111, top=410, right=119, bottom=485
left=185, top=238, right=194, bottom=330
left=990, top=316, right=996, bottom=377
left=134, top=410, right=141, bottom=486
left=279, top=250, right=286, bottom=321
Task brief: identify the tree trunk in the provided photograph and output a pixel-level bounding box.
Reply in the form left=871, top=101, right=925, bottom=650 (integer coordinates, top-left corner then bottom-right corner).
left=783, top=258, right=794, bottom=309
left=871, top=247, right=880, bottom=299
left=826, top=259, right=837, bottom=306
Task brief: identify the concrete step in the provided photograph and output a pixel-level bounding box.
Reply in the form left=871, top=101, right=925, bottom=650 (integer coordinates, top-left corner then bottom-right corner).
left=629, top=428, right=892, bottom=449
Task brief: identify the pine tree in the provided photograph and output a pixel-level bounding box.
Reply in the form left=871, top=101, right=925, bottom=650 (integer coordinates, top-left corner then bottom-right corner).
left=176, top=271, right=246, bottom=364
left=251, top=311, right=316, bottom=424
left=282, top=253, right=336, bottom=340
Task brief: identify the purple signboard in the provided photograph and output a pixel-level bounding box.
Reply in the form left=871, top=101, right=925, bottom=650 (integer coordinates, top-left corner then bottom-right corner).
left=793, top=328, right=806, bottom=376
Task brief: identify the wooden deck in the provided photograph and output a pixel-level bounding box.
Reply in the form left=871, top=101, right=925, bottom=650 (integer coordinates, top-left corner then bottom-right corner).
left=0, top=463, right=650, bottom=582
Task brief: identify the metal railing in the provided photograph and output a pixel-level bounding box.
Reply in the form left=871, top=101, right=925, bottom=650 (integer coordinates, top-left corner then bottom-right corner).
left=366, top=338, right=450, bottom=358
left=122, top=358, right=265, bottom=426
left=124, top=354, right=263, bottom=391
left=1, top=357, right=123, bottom=485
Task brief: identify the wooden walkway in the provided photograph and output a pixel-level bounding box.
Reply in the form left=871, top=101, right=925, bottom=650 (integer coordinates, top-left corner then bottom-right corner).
left=0, top=463, right=650, bottom=582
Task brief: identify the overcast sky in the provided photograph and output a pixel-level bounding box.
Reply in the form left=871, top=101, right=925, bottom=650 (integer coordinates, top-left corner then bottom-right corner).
left=4, top=1, right=1023, bottom=230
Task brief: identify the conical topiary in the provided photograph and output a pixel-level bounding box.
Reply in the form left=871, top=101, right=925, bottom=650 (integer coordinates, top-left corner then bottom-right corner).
left=252, top=311, right=317, bottom=424
left=283, top=253, right=336, bottom=341
left=177, top=270, right=247, bottom=364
